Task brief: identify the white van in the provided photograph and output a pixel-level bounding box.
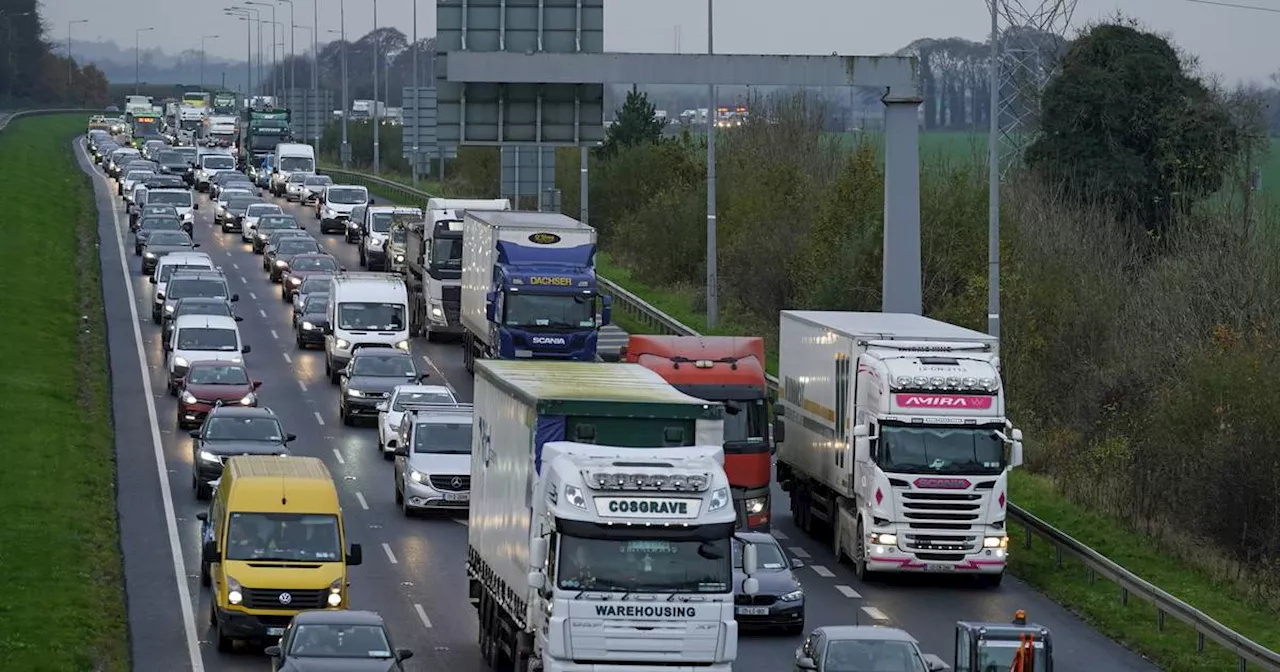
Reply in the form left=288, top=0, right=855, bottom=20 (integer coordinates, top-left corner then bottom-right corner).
left=146, top=188, right=197, bottom=227
left=149, top=253, right=215, bottom=323
left=195, top=152, right=237, bottom=192
left=318, top=185, right=370, bottom=234
left=270, top=142, right=317, bottom=196
left=323, top=272, right=409, bottom=383
left=166, top=314, right=250, bottom=394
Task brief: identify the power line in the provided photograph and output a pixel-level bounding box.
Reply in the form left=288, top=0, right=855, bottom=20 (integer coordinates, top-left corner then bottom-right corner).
left=1186, top=0, right=1280, bottom=13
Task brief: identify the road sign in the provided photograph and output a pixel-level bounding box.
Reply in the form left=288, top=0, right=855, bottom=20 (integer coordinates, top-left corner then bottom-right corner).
left=500, top=145, right=556, bottom=202
left=282, top=88, right=334, bottom=144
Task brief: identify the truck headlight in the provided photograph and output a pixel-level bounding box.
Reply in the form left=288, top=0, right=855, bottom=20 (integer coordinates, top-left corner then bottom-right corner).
left=409, top=469, right=425, bottom=484
left=239, top=393, right=256, bottom=405
left=226, top=575, right=243, bottom=605
left=563, top=484, right=587, bottom=509
left=327, top=578, right=343, bottom=606
left=870, top=533, right=897, bottom=546
left=744, top=496, right=768, bottom=515
left=199, top=449, right=222, bottom=463
left=430, top=305, right=443, bottom=318
left=394, top=340, right=410, bottom=351
left=779, top=590, right=804, bottom=602
left=172, top=356, right=189, bottom=368
left=394, top=254, right=405, bottom=263
left=181, top=390, right=197, bottom=404
left=708, top=487, right=730, bottom=512
left=983, top=536, right=1009, bottom=549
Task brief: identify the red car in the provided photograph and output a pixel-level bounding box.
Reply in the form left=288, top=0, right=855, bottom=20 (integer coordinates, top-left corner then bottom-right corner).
left=176, top=360, right=263, bottom=428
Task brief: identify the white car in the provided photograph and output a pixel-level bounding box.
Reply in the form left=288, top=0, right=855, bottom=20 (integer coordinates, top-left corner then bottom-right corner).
left=121, top=170, right=155, bottom=201
left=301, top=175, right=333, bottom=204
left=240, top=203, right=285, bottom=242
left=376, top=384, right=457, bottom=457
left=284, top=171, right=315, bottom=202
left=165, top=314, right=249, bottom=395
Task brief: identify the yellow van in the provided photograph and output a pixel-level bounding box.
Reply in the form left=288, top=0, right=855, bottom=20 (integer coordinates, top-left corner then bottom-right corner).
left=196, top=455, right=364, bottom=651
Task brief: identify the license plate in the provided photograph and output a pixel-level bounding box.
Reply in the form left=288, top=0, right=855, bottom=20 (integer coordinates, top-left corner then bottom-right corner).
left=923, top=563, right=956, bottom=572
left=736, top=606, right=769, bottom=616
left=266, top=627, right=284, bottom=636
left=443, top=492, right=469, bottom=502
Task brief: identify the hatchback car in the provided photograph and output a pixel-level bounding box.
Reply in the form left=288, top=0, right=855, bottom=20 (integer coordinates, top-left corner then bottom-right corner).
left=189, top=406, right=293, bottom=500
left=141, top=230, right=199, bottom=275
left=264, top=610, right=413, bottom=671
left=220, top=196, right=264, bottom=233
left=134, top=215, right=184, bottom=254
left=266, top=237, right=323, bottom=282
left=281, top=255, right=340, bottom=300
left=251, top=214, right=303, bottom=253
left=793, top=626, right=947, bottom=672
left=240, top=203, right=285, bottom=242
left=293, top=293, right=330, bottom=350
left=176, top=361, right=262, bottom=429
left=338, top=349, right=428, bottom=425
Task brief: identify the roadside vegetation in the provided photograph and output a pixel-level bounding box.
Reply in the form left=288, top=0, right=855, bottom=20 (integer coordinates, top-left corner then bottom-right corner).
left=0, top=114, right=129, bottom=671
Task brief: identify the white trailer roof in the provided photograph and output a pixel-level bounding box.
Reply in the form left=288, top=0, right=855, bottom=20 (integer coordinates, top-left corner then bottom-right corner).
left=781, top=311, right=996, bottom=344
left=467, top=210, right=590, bottom=231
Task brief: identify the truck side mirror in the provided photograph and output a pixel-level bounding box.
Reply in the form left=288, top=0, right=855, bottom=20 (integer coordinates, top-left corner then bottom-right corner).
left=485, top=291, right=497, bottom=322
left=264, top=645, right=282, bottom=658
left=527, top=571, right=545, bottom=590
left=202, top=539, right=217, bottom=563
left=742, top=542, right=759, bottom=575
left=600, top=296, right=613, bottom=326
left=772, top=418, right=786, bottom=444
left=530, top=537, right=548, bottom=567
left=852, top=424, right=869, bottom=438
left=346, top=543, right=363, bottom=566
left=854, top=437, right=871, bottom=463
left=149, top=275, right=157, bottom=284
left=1010, top=440, right=1024, bottom=468
left=193, top=202, right=199, bottom=210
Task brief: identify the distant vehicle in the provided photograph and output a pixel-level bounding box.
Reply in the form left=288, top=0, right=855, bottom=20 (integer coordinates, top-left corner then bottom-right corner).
left=792, top=625, right=947, bottom=672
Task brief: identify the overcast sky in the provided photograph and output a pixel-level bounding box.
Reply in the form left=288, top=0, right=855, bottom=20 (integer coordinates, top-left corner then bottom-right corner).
left=45, top=0, right=1280, bottom=83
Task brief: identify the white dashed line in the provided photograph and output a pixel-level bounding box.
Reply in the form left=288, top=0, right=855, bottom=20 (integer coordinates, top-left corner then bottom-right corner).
left=239, top=276, right=247, bottom=283
left=332, top=448, right=345, bottom=464
left=231, top=262, right=239, bottom=269
left=420, top=355, right=458, bottom=394
left=282, top=352, right=292, bottom=363
left=355, top=492, right=369, bottom=510
left=771, top=529, right=789, bottom=540
left=788, top=546, right=811, bottom=559
left=298, top=380, right=308, bottom=392
left=862, top=606, right=889, bottom=621
left=810, top=565, right=835, bottom=578
left=313, top=411, right=325, bottom=425
left=835, top=585, right=862, bottom=599
left=413, top=603, right=434, bottom=629
left=271, top=329, right=279, bottom=339
left=224, top=251, right=232, bottom=257
left=381, top=542, right=398, bottom=564
left=259, top=309, right=267, bottom=318
left=249, top=291, right=257, bottom=300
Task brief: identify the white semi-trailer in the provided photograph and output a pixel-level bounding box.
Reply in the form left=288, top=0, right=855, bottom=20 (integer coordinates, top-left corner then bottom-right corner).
left=774, top=311, right=1025, bottom=587
left=469, top=360, right=761, bottom=672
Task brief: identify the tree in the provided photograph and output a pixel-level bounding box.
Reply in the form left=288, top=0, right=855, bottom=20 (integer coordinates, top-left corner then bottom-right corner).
left=1025, top=21, right=1238, bottom=236
left=600, top=87, right=667, bottom=159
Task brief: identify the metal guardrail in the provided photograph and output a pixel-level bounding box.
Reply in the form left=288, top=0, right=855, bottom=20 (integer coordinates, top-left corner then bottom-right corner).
left=0, top=107, right=107, bottom=134
left=319, top=165, right=437, bottom=207
left=322, top=164, right=1280, bottom=671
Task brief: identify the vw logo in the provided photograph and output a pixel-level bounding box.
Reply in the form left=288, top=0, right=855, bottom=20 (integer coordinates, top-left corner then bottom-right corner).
left=451, top=477, right=463, bottom=488
left=278, top=592, right=293, bottom=605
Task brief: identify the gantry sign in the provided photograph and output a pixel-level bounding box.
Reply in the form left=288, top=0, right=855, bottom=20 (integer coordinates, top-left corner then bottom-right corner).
left=435, top=0, right=926, bottom=313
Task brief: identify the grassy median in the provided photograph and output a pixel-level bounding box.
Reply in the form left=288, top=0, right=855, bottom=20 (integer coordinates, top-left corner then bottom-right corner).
left=0, top=114, right=129, bottom=670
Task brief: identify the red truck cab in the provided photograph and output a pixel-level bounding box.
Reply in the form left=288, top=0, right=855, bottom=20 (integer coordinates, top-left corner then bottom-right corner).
left=625, top=335, right=773, bottom=530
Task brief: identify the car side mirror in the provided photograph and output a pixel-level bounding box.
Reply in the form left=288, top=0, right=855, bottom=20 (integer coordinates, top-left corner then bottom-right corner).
left=346, top=543, right=363, bottom=566
left=189, top=430, right=200, bottom=438
left=418, top=373, right=431, bottom=382
left=796, top=656, right=818, bottom=671
left=339, top=266, right=347, bottom=272
left=191, top=243, right=201, bottom=248
left=193, top=202, right=199, bottom=209
left=251, top=380, right=262, bottom=389
left=229, top=294, right=239, bottom=304
left=375, top=401, right=388, bottom=412
left=201, top=539, right=217, bottom=563
left=394, top=445, right=409, bottom=457
left=323, top=325, right=334, bottom=335
left=241, top=344, right=252, bottom=353
left=791, top=558, right=804, bottom=569
left=396, top=648, right=414, bottom=661
left=386, top=438, right=398, bottom=449
left=264, top=645, right=282, bottom=658
left=922, top=653, right=949, bottom=671
left=285, top=433, right=297, bottom=442
left=196, top=512, right=207, bottom=521
left=234, top=315, right=244, bottom=322
left=368, top=197, right=375, bottom=204
left=149, top=275, right=157, bottom=284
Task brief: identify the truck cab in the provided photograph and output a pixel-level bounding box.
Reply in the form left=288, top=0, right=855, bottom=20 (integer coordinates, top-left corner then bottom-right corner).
left=626, top=335, right=774, bottom=531
left=955, top=619, right=1052, bottom=672
left=360, top=206, right=420, bottom=272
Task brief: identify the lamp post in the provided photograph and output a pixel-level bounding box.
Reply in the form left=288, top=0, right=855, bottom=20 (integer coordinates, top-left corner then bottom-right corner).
left=200, top=34, right=221, bottom=90
left=232, top=6, right=263, bottom=96
left=2, top=10, right=32, bottom=102
left=311, top=0, right=320, bottom=146
left=987, top=0, right=1002, bottom=339
left=293, top=23, right=311, bottom=142
left=225, top=8, right=254, bottom=96
left=328, top=23, right=349, bottom=168
left=67, top=19, right=88, bottom=97
left=411, top=0, right=419, bottom=185
left=371, top=0, right=380, bottom=175
left=247, top=1, right=278, bottom=98
left=278, top=0, right=295, bottom=100
left=704, top=0, right=717, bottom=329
left=135, top=27, right=155, bottom=95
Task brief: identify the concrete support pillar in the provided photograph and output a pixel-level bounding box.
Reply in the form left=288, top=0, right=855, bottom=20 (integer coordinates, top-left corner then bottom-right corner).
left=881, top=95, right=924, bottom=315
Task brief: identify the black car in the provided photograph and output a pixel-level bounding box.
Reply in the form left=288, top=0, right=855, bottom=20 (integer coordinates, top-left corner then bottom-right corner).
left=267, top=238, right=322, bottom=282
left=164, top=296, right=242, bottom=345
left=338, top=349, right=428, bottom=425
left=733, top=532, right=806, bottom=634
left=252, top=214, right=302, bottom=253
left=293, top=293, right=330, bottom=349
left=220, top=197, right=263, bottom=233
left=131, top=204, right=180, bottom=230
left=157, top=150, right=193, bottom=179
left=134, top=216, right=185, bottom=254
left=189, top=406, right=294, bottom=500
left=143, top=174, right=187, bottom=190
left=140, top=231, right=198, bottom=275
left=211, top=172, right=256, bottom=199
left=265, top=610, right=413, bottom=672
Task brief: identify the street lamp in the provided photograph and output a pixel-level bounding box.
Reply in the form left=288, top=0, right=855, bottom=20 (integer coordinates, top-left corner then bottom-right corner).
left=293, top=23, right=312, bottom=140
left=229, top=6, right=262, bottom=96
left=370, top=0, right=380, bottom=174
left=247, top=1, right=278, bottom=99
left=67, top=19, right=88, bottom=95
left=225, top=8, right=255, bottom=96
left=200, top=35, right=221, bottom=90
left=328, top=22, right=349, bottom=168
left=277, top=0, right=296, bottom=100
left=135, top=27, right=155, bottom=95
left=311, top=0, right=320, bottom=145
left=1, top=11, right=32, bottom=102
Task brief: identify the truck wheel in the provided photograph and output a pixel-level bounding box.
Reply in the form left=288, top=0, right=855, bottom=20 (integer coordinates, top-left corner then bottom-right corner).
left=212, top=604, right=234, bottom=652
left=853, top=521, right=875, bottom=583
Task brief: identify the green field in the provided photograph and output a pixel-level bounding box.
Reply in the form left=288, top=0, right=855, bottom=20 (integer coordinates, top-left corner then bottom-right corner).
left=0, top=115, right=129, bottom=671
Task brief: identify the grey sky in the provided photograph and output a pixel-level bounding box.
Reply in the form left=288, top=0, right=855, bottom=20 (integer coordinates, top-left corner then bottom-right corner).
left=45, top=0, right=1280, bottom=83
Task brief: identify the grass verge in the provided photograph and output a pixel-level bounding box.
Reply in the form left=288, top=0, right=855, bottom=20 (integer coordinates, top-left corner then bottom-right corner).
left=0, top=114, right=129, bottom=671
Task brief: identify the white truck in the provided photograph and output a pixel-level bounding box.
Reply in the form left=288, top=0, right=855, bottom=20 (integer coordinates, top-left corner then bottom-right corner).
left=270, top=142, right=317, bottom=196
left=774, top=311, right=1025, bottom=587
left=124, top=95, right=153, bottom=120
left=206, top=115, right=239, bottom=148
left=470, top=360, right=758, bottom=672
left=322, top=272, right=410, bottom=383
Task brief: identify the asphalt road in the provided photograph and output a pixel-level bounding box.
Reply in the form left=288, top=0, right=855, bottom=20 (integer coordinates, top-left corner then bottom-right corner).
left=79, top=137, right=1162, bottom=671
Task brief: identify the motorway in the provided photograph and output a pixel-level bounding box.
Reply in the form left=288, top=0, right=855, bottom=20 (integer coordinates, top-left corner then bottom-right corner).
left=75, top=135, right=1161, bottom=671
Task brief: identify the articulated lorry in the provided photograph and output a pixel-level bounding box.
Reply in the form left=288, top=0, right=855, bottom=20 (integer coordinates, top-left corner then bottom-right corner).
left=774, top=311, right=1025, bottom=586
left=469, top=360, right=761, bottom=672
left=241, top=108, right=291, bottom=165
left=460, top=211, right=612, bottom=373
left=625, top=335, right=775, bottom=531
left=387, top=198, right=510, bottom=341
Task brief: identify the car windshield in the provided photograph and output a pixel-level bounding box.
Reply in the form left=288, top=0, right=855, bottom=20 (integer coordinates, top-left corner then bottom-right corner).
left=392, top=391, right=455, bottom=411
left=159, top=264, right=212, bottom=283
left=288, top=173, right=309, bottom=183
left=288, top=624, right=393, bottom=659
left=259, top=217, right=299, bottom=230
left=503, top=292, right=595, bottom=329
left=369, top=213, right=392, bottom=233
left=303, top=296, right=329, bottom=313
left=821, top=639, right=926, bottom=672
left=271, top=232, right=311, bottom=246
left=225, top=512, right=341, bottom=562
left=292, top=257, right=337, bottom=272
left=279, top=240, right=320, bottom=255
left=149, top=191, right=192, bottom=206
left=338, top=303, right=405, bottom=331
left=326, top=188, right=366, bottom=204
left=202, top=156, right=235, bottom=169
left=221, top=191, right=253, bottom=202
left=279, top=156, right=314, bottom=172
left=300, top=276, right=333, bottom=293
left=228, top=200, right=260, bottom=213
left=204, top=416, right=282, bottom=441
left=126, top=171, right=153, bottom=181
left=730, top=538, right=788, bottom=570
left=159, top=152, right=185, bottom=163
left=175, top=149, right=197, bottom=161
left=177, top=300, right=233, bottom=318
left=141, top=218, right=182, bottom=231
left=351, top=355, right=415, bottom=377
left=878, top=424, right=1007, bottom=476
left=247, top=204, right=281, bottom=216
left=188, top=364, right=250, bottom=385
left=556, top=536, right=732, bottom=593
left=176, top=327, right=238, bottom=351
left=169, top=278, right=229, bottom=299
left=413, top=422, right=472, bottom=454
left=305, top=176, right=332, bottom=186
left=148, top=231, right=191, bottom=245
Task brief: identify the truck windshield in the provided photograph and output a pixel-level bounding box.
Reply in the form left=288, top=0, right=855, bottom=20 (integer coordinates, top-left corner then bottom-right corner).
left=504, top=293, right=595, bottom=329
left=337, top=302, right=405, bottom=331
left=413, top=422, right=472, bottom=454
left=556, top=536, right=731, bottom=593
left=224, top=512, right=342, bottom=562
left=203, top=156, right=235, bottom=170
left=133, top=118, right=160, bottom=135
left=975, top=641, right=1048, bottom=671
left=250, top=135, right=280, bottom=150
left=878, top=424, right=1006, bottom=476
left=180, top=119, right=202, bottom=131
left=431, top=237, right=462, bottom=269
left=279, top=156, right=315, bottom=172
left=723, top=400, right=767, bottom=443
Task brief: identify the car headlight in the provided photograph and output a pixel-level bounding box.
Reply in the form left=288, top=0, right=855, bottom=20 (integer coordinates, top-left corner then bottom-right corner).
left=275, top=260, right=287, bottom=267
left=199, top=449, right=222, bottom=463
left=164, top=304, right=175, bottom=313
left=745, top=496, right=768, bottom=515
left=180, top=390, right=197, bottom=404
left=708, top=487, right=730, bottom=512
left=394, top=340, right=410, bottom=351
left=226, top=575, right=243, bottom=605
left=430, top=305, right=443, bottom=318
left=144, top=252, right=156, bottom=259
left=870, top=533, right=897, bottom=546
left=172, top=356, right=189, bottom=368
left=327, top=578, right=343, bottom=606
left=335, top=338, right=350, bottom=350
left=301, top=321, right=315, bottom=330
left=348, top=389, right=365, bottom=398
left=394, top=254, right=405, bottom=263
left=230, top=356, right=242, bottom=364
left=983, top=536, right=1009, bottom=549
left=258, top=233, right=269, bottom=240
left=409, top=469, right=425, bottom=484
left=779, top=590, right=804, bottom=602
left=289, top=276, right=302, bottom=285
left=239, top=393, right=256, bottom=406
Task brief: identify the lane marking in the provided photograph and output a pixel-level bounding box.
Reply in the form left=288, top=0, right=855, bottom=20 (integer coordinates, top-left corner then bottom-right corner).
left=810, top=565, right=835, bottom=578
left=259, top=309, right=267, bottom=318
left=314, top=411, right=325, bottom=425
left=835, top=585, right=862, bottom=599
left=231, top=262, right=238, bottom=270
left=771, top=529, right=788, bottom=540
left=249, top=291, right=257, bottom=300
left=298, top=380, right=308, bottom=392
left=381, top=542, right=398, bottom=564
left=282, top=352, right=292, bottom=363
left=355, top=491, right=369, bottom=510
left=862, top=606, right=889, bottom=621
left=419, top=355, right=458, bottom=394
left=85, top=142, right=205, bottom=671
left=413, top=603, right=434, bottom=629
left=788, top=546, right=811, bottom=559
left=332, top=448, right=345, bottom=464
left=239, top=276, right=247, bottom=284
left=271, top=329, right=279, bottom=340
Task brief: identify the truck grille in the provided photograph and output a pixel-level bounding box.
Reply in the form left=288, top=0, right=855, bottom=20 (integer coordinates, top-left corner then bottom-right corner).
left=735, top=594, right=777, bottom=606
left=442, top=286, right=461, bottom=303
left=241, top=588, right=328, bottom=610
left=890, top=482, right=998, bottom=559
left=429, top=475, right=470, bottom=491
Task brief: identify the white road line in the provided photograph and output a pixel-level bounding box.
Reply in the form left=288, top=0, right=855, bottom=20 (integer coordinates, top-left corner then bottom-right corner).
left=249, top=291, right=257, bottom=300
left=282, top=352, right=292, bottom=363
left=271, top=329, right=279, bottom=339
left=224, top=250, right=232, bottom=257
left=332, top=448, right=345, bottom=464
left=413, top=603, right=434, bottom=629
left=419, top=355, right=458, bottom=394
left=88, top=145, right=205, bottom=671
left=239, top=276, right=247, bottom=284
left=231, top=262, right=239, bottom=269
left=355, top=491, right=369, bottom=510
left=771, top=529, right=788, bottom=540
left=259, top=309, right=267, bottom=318
left=381, top=542, right=398, bottom=564
left=788, top=546, right=811, bottom=559
left=810, top=565, right=835, bottom=578
left=835, top=585, right=862, bottom=599
left=298, top=380, right=308, bottom=392
left=862, top=606, right=889, bottom=621
left=314, top=411, right=325, bottom=425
